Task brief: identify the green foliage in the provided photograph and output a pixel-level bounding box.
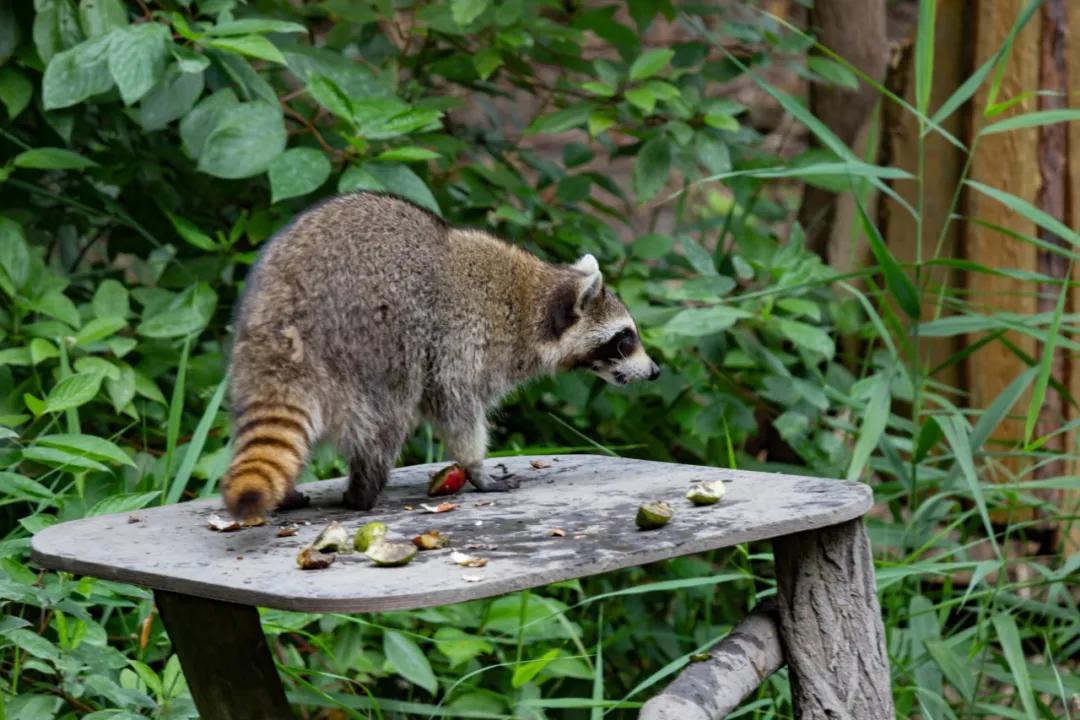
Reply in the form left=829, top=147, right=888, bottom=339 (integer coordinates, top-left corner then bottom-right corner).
left=0, top=1, right=1076, bottom=719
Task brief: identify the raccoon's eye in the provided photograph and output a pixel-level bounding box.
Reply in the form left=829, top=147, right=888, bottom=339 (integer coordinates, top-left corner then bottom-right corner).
left=615, top=331, right=637, bottom=357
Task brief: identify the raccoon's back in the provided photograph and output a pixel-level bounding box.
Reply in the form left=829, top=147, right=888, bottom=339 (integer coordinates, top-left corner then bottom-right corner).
left=234, top=193, right=449, bottom=362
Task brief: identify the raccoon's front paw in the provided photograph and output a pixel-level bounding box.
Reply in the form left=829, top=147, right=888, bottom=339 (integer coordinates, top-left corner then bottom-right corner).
left=466, top=464, right=521, bottom=492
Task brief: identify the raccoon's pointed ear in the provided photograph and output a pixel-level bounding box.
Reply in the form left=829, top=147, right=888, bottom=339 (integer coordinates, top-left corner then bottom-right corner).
left=544, top=267, right=602, bottom=340
left=571, top=254, right=603, bottom=312
left=574, top=268, right=602, bottom=313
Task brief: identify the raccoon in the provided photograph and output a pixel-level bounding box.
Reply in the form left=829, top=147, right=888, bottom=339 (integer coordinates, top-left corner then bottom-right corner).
left=222, top=192, right=659, bottom=520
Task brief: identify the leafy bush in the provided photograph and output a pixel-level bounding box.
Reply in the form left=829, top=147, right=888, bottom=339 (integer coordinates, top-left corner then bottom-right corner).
left=0, top=1, right=1076, bottom=718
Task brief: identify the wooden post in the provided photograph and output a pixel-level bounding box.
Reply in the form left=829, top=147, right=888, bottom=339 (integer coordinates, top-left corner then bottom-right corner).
left=772, top=520, right=893, bottom=720
left=156, top=591, right=293, bottom=720
left=1066, top=0, right=1080, bottom=555
left=638, top=601, right=784, bottom=720
left=964, top=0, right=1042, bottom=489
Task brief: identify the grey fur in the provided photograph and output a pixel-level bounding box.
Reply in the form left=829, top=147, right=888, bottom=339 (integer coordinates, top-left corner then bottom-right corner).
left=228, top=192, right=658, bottom=511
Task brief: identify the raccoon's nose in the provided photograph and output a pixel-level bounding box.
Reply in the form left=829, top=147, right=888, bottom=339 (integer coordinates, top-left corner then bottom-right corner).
left=647, top=362, right=661, bottom=381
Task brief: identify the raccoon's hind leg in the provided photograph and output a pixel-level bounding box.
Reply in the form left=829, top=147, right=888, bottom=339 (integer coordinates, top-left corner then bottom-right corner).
left=341, top=420, right=411, bottom=511
left=436, top=405, right=520, bottom=492
left=222, top=398, right=319, bottom=520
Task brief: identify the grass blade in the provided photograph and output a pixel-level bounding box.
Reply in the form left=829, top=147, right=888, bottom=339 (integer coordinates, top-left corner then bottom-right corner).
left=160, top=336, right=191, bottom=503
left=966, top=180, right=1079, bottom=245
left=930, top=0, right=1041, bottom=126
left=990, top=612, right=1038, bottom=718
left=914, top=0, right=936, bottom=116
left=938, top=413, right=999, bottom=555
left=591, top=606, right=604, bottom=720
left=981, top=108, right=1080, bottom=135
left=846, top=373, right=892, bottom=483
left=1023, top=260, right=1071, bottom=444
left=855, top=194, right=921, bottom=320
left=165, top=379, right=226, bottom=505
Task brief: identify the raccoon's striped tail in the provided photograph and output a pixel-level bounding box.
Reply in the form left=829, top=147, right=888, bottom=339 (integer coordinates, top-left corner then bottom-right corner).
left=222, top=399, right=317, bottom=520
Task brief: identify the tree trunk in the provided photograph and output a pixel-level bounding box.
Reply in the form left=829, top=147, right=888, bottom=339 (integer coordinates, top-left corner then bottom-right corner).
left=798, top=0, right=888, bottom=262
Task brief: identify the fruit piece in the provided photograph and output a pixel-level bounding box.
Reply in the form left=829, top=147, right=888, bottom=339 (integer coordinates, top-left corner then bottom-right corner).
left=428, top=464, right=467, bottom=496
left=686, top=480, right=726, bottom=506
left=449, top=550, right=487, bottom=568
left=354, top=521, right=387, bottom=552
left=312, top=521, right=350, bottom=553
left=296, top=547, right=335, bottom=570
left=412, top=530, right=449, bottom=551
left=277, top=525, right=299, bottom=538
left=636, top=501, right=673, bottom=530
left=207, top=514, right=241, bottom=532
left=366, top=541, right=417, bottom=567
left=419, top=502, right=458, bottom=513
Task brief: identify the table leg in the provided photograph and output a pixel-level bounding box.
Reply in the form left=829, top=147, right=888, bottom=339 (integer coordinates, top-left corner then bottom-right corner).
left=155, top=591, right=293, bottom=720
left=772, top=519, right=894, bottom=720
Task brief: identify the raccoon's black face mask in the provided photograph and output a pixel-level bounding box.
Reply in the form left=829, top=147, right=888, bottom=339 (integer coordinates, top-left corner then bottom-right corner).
left=546, top=254, right=660, bottom=384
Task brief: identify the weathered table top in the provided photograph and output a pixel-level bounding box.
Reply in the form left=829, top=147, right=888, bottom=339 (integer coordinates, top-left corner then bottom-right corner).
left=31, top=455, right=871, bottom=613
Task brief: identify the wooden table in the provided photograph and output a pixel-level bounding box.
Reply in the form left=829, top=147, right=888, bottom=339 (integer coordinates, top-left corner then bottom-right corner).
left=31, top=455, right=893, bottom=719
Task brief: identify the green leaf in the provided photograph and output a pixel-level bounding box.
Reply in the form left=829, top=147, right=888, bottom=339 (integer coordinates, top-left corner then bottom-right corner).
left=526, top=103, right=596, bottom=135
left=73, top=356, right=119, bottom=379
left=1024, top=264, right=1069, bottom=444
left=196, top=101, right=287, bottom=179
left=30, top=289, right=81, bottom=327
left=629, top=48, right=674, bottom=81
left=664, top=306, right=750, bottom=336
left=632, top=135, right=670, bottom=202
left=374, top=146, right=441, bottom=162
left=624, top=87, right=655, bottom=113
left=87, top=491, right=161, bottom=517
left=22, top=445, right=109, bottom=473
left=106, top=363, right=136, bottom=413
left=363, top=163, right=441, bottom=215
left=981, top=108, right=1080, bottom=135
left=79, top=0, right=128, bottom=38
left=772, top=317, right=835, bottom=358
left=108, top=23, right=170, bottom=105
left=139, top=65, right=204, bottom=131
left=203, top=35, right=287, bottom=65
left=0, top=472, right=56, bottom=502
left=855, top=195, right=920, bottom=320
left=165, top=212, right=217, bottom=251
left=93, top=279, right=129, bottom=319
left=14, top=147, right=98, bottom=170
left=0, top=217, right=29, bottom=291
left=42, top=32, right=114, bottom=110
left=0, top=0, right=17, bottom=65
left=4, top=629, right=61, bottom=663
left=383, top=630, right=438, bottom=694
left=0, top=67, right=33, bottom=120
left=513, top=648, right=560, bottom=688
left=36, top=434, right=134, bottom=467
left=30, top=338, right=58, bottom=365
left=165, top=380, right=226, bottom=505
left=966, top=179, right=1079, bottom=245
left=924, top=640, right=976, bottom=703
left=179, top=89, right=238, bottom=160
left=451, top=0, right=488, bottom=26
left=680, top=235, right=717, bottom=276
left=913, top=0, right=936, bottom=115
left=631, top=233, right=673, bottom=260
left=269, top=148, right=332, bottom=203
left=991, top=613, right=1037, bottom=718
left=44, top=372, right=103, bottom=413
left=939, top=413, right=998, bottom=553
left=806, top=56, right=858, bottom=90
left=433, top=627, right=493, bottom=668
left=203, top=19, right=308, bottom=36
left=74, top=316, right=125, bottom=345
left=845, top=373, right=891, bottom=482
